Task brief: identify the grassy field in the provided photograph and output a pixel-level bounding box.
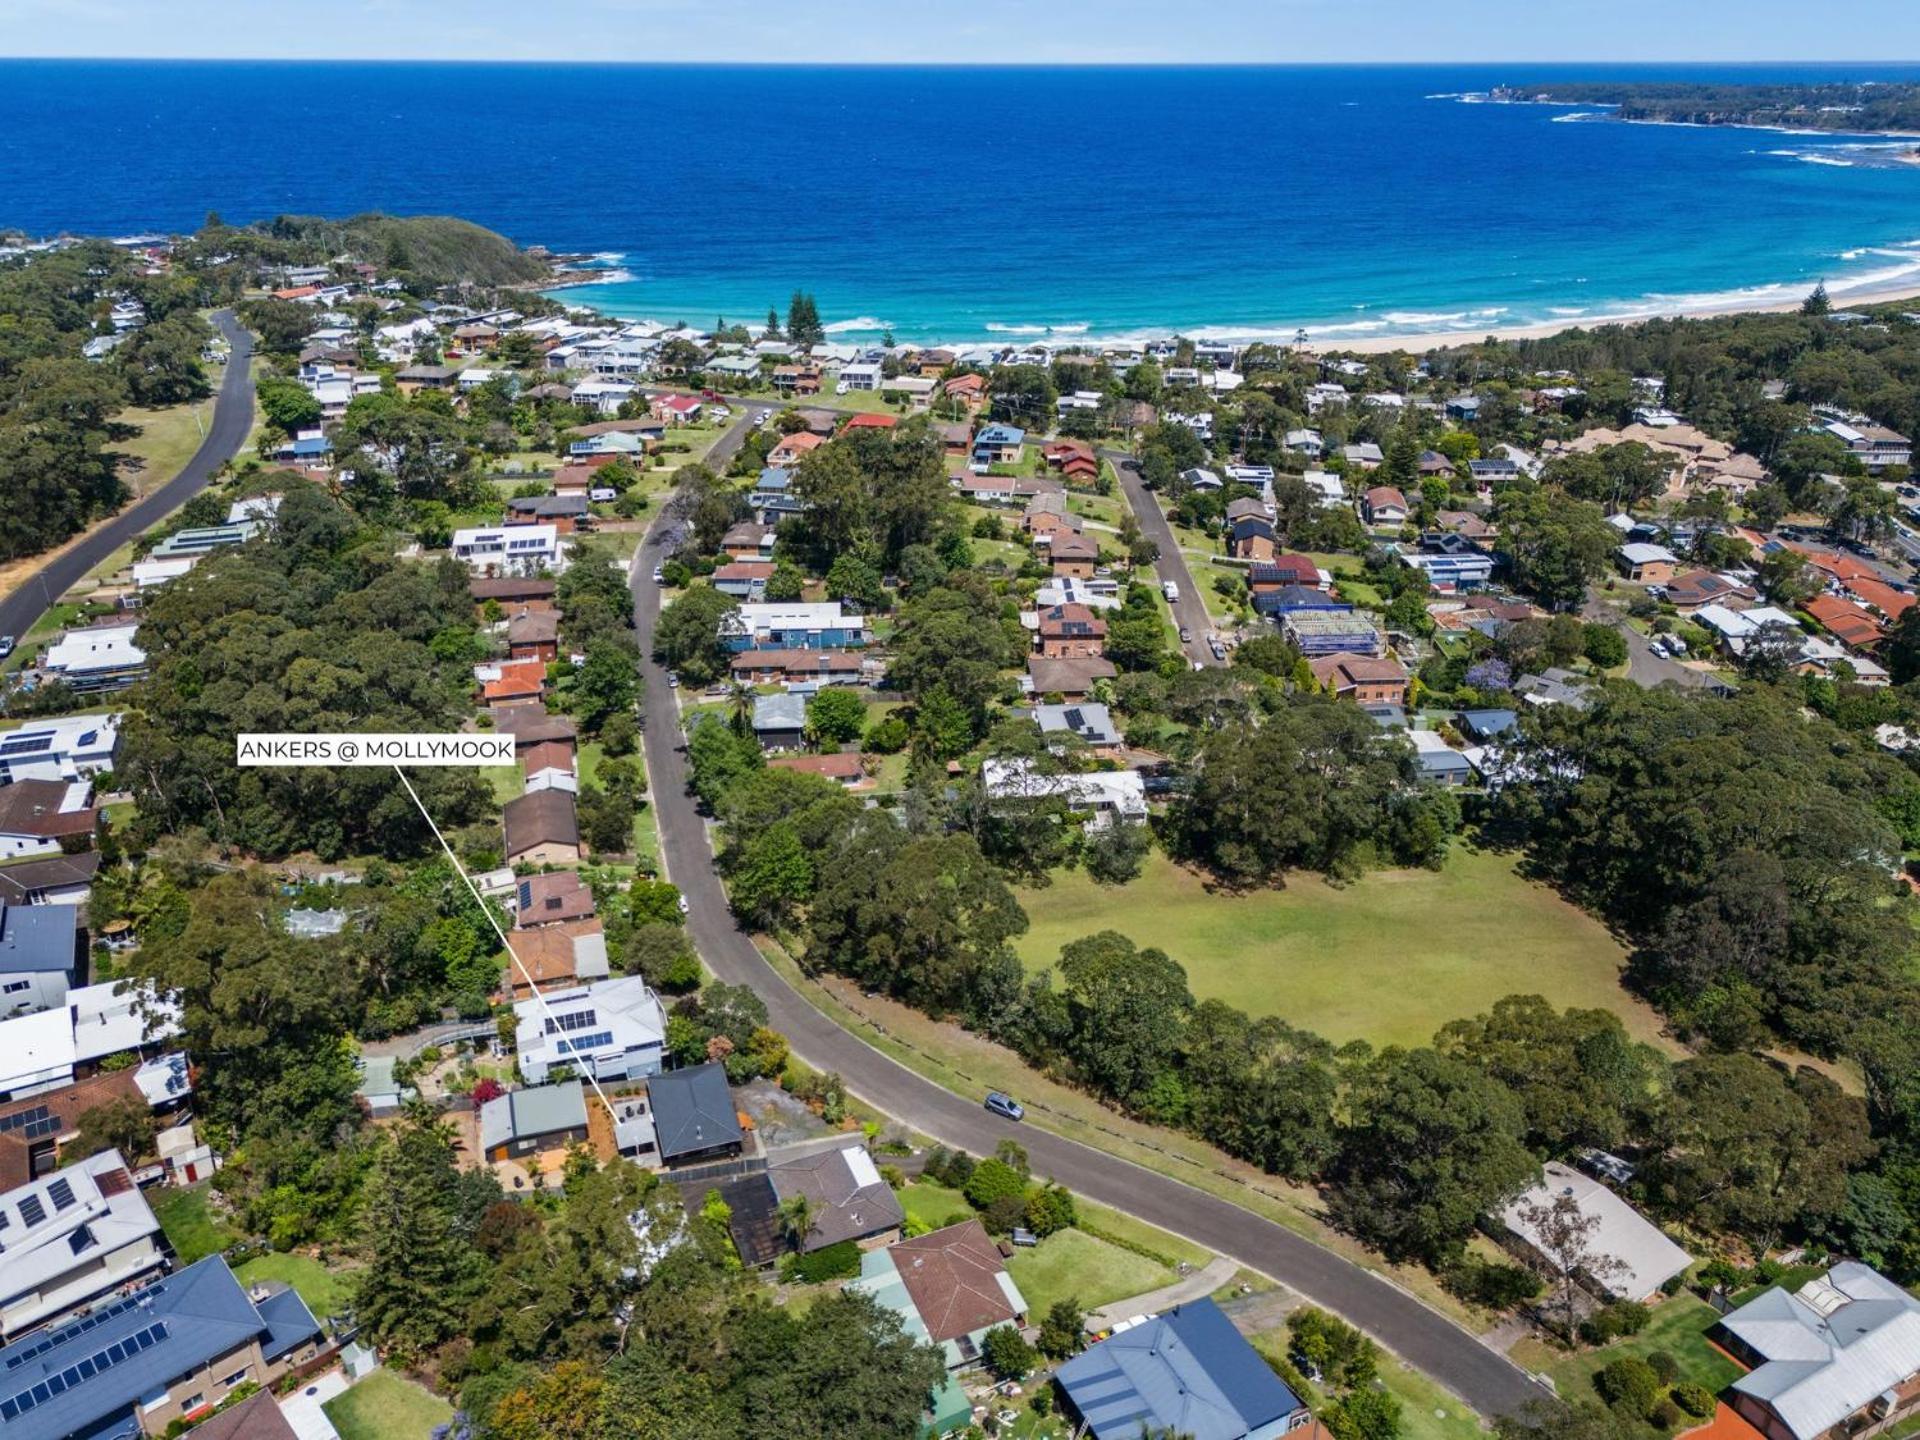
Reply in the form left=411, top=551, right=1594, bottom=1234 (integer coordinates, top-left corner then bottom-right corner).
left=1014, top=848, right=1667, bottom=1051
left=1507, top=1296, right=1742, bottom=1400
left=115, top=394, right=215, bottom=492
left=234, top=1252, right=358, bottom=1320
left=151, top=1183, right=240, bottom=1263
left=899, top=1180, right=973, bottom=1232
left=1007, top=1226, right=1175, bottom=1317
left=323, top=1370, right=452, bottom=1440
left=1250, top=1327, right=1488, bottom=1440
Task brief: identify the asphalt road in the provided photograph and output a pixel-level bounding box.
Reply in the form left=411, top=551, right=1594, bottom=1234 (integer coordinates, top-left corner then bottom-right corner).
left=1101, top=448, right=1223, bottom=667
left=628, top=503, right=1544, bottom=1421
left=0, top=311, right=256, bottom=646
left=1581, top=589, right=1720, bottom=690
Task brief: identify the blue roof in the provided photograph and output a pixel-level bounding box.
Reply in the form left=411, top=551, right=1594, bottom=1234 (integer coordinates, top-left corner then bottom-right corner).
left=0, top=1256, right=319, bottom=1440
left=755, top=467, right=794, bottom=490
left=1055, top=1299, right=1304, bottom=1440
left=0, top=904, right=76, bottom=976
left=1459, top=708, right=1518, bottom=736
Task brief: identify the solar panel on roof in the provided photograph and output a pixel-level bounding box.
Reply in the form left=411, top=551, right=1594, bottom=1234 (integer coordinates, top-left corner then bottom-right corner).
left=45, top=1178, right=74, bottom=1212
left=16, top=1194, right=44, bottom=1226
left=0, top=1106, right=51, bottom=1135
left=0, top=1323, right=170, bottom=1417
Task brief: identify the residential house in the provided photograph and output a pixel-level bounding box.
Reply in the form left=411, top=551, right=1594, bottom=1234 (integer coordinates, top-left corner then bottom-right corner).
left=172, top=1390, right=296, bottom=1440
left=1399, top=538, right=1496, bottom=593
left=728, top=649, right=864, bottom=687
left=1023, top=494, right=1080, bottom=542
left=504, top=495, right=590, bottom=534
left=502, top=790, right=581, bottom=865
left=0, top=781, right=97, bottom=861
left=492, top=707, right=576, bottom=749
left=1407, top=730, right=1477, bottom=788
left=650, top=394, right=703, bottom=426
left=712, top=561, right=775, bottom=600
left=749, top=468, right=805, bottom=524
left=1180, top=467, right=1223, bottom=493
left=395, top=363, right=460, bottom=393
left=506, top=919, right=610, bottom=996
left=1446, top=394, right=1482, bottom=422
left=649, top=1063, right=744, bottom=1167
left=722, top=603, right=867, bottom=652
left=769, top=1143, right=904, bottom=1254
left=0, top=904, right=79, bottom=1018
left=1469, top=457, right=1519, bottom=486
left=1033, top=702, right=1122, bottom=751
left=1048, top=533, right=1101, bottom=578
left=1227, top=517, right=1279, bottom=562
left=767, top=431, right=826, bottom=467
left=1712, top=1262, right=1920, bottom=1440
left=1055, top=1298, right=1310, bottom=1440
left=0, top=716, right=121, bottom=786
left=772, top=365, right=821, bottom=395
left=452, top=524, right=563, bottom=577
left=956, top=473, right=1062, bottom=507
left=1822, top=418, right=1913, bottom=470
left=971, top=424, right=1026, bottom=470
left=506, top=610, right=560, bottom=665
left=1309, top=652, right=1410, bottom=706
left=1035, top=603, right=1107, bottom=659
left=847, top=1221, right=1028, bottom=1369
left=1303, top=470, right=1347, bottom=510
left=1418, top=449, right=1456, bottom=479
left=768, top=752, right=872, bottom=790
left=1027, top=655, right=1118, bottom=701
left=1617, top=542, right=1678, bottom=584
left=1284, top=427, right=1325, bottom=458
left=1042, top=441, right=1100, bottom=483
left=0, top=1255, right=323, bottom=1440
left=838, top=362, right=883, bottom=392
left=1499, top=1161, right=1691, bottom=1304
left=841, top=412, right=899, bottom=435
left=980, top=759, right=1147, bottom=830
left=1283, top=611, right=1383, bottom=657
left=1666, top=569, right=1758, bottom=614
left=1515, top=667, right=1595, bottom=710
left=0, top=1149, right=166, bottom=1342
left=1253, top=585, right=1350, bottom=621
left=479, top=1081, right=590, bottom=1165
left=42, top=624, right=147, bottom=693
left=514, top=975, right=667, bottom=1085
left=1363, top=485, right=1409, bottom=525
left=943, top=373, right=986, bottom=407
left=469, top=576, right=558, bottom=611
left=514, top=871, right=595, bottom=929
left=751, top=694, right=809, bottom=751
left=479, top=659, right=547, bottom=707
left=934, top=421, right=973, bottom=461
left=1806, top=594, right=1887, bottom=652
left=721, top=522, right=776, bottom=562
left=1344, top=442, right=1384, bottom=471
left=0, top=853, right=101, bottom=909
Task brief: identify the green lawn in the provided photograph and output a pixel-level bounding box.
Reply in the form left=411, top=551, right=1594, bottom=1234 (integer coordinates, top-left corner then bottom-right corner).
left=323, top=1370, right=452, bottom=1440
left=1007, top=1226, right=1176, bottom=1318
left=899, top=1180, right=973, bottom=1233
left=1507, top=1296, right=1742, bottom=1400
left=1251, top=1328, right=1488, bottom=1440
left=151, top=1183, right=240, bottom=1263
left=1014, top=848, right=1667, bottom=1051
left=234, top=1253, right=358, bottom=1321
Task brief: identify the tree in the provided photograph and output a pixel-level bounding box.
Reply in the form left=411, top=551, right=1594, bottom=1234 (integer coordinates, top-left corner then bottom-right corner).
left=67, top=1096, right=154, bottom=1166
left=354, top=1112, right=481, bottom=1358
left=980, top=1323, right=1037, bottom=1381
left=1582, top=623, right=1628, bottom=669
left=777, top=1191, right=817, bottom=1249
left=1083, top=818, right=1150, bottom=884
left=1802, top=281, right=1832, bottom=316
left=1326, top=1386, right=1403, bottom=1440
left=577, top=781, right=637, bottom=855
left=1036, top=1298, right=1086, bottom=1359
left=806, top=687, right=866, bottom=745
left=787, top=291, right=824, bottom=350
left=1055, top=930, right=1194, bottom=1106
left=1328, top=1048, right=1538, bottom=1265
left=120, top=313, right=212, bottom=406
left=1494, top=488, right=1618, bottom=610
left=1888, top=606, right=1920, bottom=684
left=987, top=365, right=1057, bottom=431
left=1516, top=1189, right=1628, bottom=1341
left=652, top=585, right=739, bottom=686
left=257, top=375, right=324, bottom=435
left=571, top=640, right=640, bottom=733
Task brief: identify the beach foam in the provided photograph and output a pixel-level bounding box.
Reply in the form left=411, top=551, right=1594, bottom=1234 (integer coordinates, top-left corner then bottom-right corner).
left=821, top=316, right=891, bottom=333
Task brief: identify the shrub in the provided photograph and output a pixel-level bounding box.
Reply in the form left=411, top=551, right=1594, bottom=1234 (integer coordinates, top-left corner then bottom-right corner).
left=963, top=1157, right=1027, bottom=1210
left=1025, top=1183, right=1077, bottom=1238
left=866, top=715, right=910, bottom=753
left=981, top=1324, right=1037, bottom=1381
left=1697, top=1258, right=1743, bottom=1292
left=1596, top=1357, right=1660, bottom=1419
left=1442, top=1254, right=1544, bottom=1309
left=1647, top=1351, right=1679, bottom=1386
left=779, top=1240, right=861, bottom=1284
left=1651, top=1398, right=1685, bottom=1431
left=1671, top=1383, right=1717, bottom=1419
left=1582, top=623, right=1628, bottom=668
left=1582, top=1300, right=1652, bottom=1344
left=981, top=1193, right=1028, bottom=1235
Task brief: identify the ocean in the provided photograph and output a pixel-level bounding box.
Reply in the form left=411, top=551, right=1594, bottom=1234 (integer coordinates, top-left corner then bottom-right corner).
left=5, top=60, right=1920, bottom=343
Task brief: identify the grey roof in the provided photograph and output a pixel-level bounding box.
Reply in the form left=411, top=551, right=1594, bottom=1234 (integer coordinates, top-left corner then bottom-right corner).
left=1034, top=703, right=1120, bottom=747
left=284, top=908, right=348, bottom=939
left=649, top=1063, right=742, bottom=1160
left=752, top=692, right=808, bottom=734
left=0, top=904, right=76, bottom=977
left=1722, top=1263, right=1920, bottom=1440
left=1500, top=1162, right=1690, bottom=1301
left=0, top=852, right=99, bottom=905
left=768, top=1144, right=904, bottom=1251
left=478, top=1080, right=589, bottom=1152
left=0, top=1255, right=319, bottom=1440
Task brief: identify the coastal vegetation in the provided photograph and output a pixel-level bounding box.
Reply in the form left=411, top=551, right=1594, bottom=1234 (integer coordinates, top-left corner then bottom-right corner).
left=1509, top=80, right=1920, bottom=133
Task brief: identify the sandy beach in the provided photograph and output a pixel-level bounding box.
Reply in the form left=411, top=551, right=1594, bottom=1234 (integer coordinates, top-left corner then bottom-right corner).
left=1328, top=281, right=1920, bottom=355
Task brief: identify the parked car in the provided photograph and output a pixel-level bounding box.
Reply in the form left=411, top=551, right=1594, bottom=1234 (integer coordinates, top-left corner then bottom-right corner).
left=652, top=566, right=665, bottom=584
left=984, top=1091, right=1025, bottom=1122
left=0, top=637, right=14, bottom=659
left=1179, top=627, right=1193, bottom=644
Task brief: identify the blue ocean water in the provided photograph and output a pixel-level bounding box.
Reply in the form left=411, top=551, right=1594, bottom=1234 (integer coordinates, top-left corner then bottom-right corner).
left=6, top=61, right=1920, bottom=342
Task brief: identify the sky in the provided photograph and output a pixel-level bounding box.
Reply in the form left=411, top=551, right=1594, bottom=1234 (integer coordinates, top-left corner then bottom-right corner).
left=2, top=0, right=1919, bottom=64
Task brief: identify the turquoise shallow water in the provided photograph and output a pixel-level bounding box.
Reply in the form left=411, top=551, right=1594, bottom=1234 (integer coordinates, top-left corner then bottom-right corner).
left=4, top=61, right=1920, bottom=342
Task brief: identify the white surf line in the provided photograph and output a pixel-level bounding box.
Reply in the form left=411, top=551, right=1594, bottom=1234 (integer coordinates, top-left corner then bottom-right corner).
left=390, top=764, right=616, bottom=1116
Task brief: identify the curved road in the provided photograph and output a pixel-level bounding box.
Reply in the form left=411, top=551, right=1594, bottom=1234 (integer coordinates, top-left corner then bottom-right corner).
left=0, top=310, right=255, bottom=643
left=628, top=475, right=1544, bottom=1421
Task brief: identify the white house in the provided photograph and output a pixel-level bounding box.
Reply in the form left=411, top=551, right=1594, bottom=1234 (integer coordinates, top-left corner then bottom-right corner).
left=515, top=975, right=668, bottom=1085
left=0, top=1148, right=166, bottom=1342
left=452, top=524, right=564, bottom=576
left=0, top=715, right=122, bottom=784
left=0, top=903, right=80, bottom=1018
left=41, top=624, right=146, bottom=692
left=980, top=759, right=1147, bottom=831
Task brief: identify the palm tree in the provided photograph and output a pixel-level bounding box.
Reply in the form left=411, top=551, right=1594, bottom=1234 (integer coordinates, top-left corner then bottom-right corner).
left=726, top=680, right=755, bottom=739
left=776, top=1193, right=816, bottom=1250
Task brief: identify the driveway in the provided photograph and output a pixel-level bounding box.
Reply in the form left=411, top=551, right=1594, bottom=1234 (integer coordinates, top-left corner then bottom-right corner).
left=1581, top=590, right=1723, bottom=690
left=0, top=310, right=255, bottom=642
left=628, top=518, right=1546, bottom=1422
left=1085, top=1254, right=1242, bottom=1331
left=1099, top=449, right=1224, bottom=667
left=277, top=1367, right=348, bottom=1440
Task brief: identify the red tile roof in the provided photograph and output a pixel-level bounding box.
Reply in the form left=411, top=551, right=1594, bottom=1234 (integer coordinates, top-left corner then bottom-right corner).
left=890, top=1220, right=1021, bottom=1343
left=1805, top=594, right=1887, bottom=649
left=842, top=413, right=898, bottom=431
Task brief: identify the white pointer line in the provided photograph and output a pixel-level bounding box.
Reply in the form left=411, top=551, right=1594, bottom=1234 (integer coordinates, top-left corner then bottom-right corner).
left=390, top=764, right=617, bottom=1116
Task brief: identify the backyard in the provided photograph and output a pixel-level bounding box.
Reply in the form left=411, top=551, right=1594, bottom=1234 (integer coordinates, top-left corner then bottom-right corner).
left=1507, top=1294, right=1744, bottom=1401
left=150, top=1182, right=239, bottom=1263
left=322, top=1370, right=452, bottom=1440
left=1014, top=847, right=1668, bottom=1051
left=233, top=1252, right=359, bottom=1321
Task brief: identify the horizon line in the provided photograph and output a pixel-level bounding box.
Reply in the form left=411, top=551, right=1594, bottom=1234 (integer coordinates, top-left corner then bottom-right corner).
left=3, top=55, right=1920, bottom=67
